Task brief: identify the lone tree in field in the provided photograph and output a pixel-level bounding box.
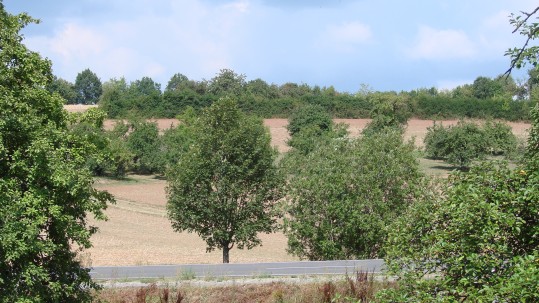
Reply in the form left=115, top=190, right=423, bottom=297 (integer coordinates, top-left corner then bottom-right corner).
left=166, top=98, right=283, bottom=263
left=0, top=3, right=113, bottom=302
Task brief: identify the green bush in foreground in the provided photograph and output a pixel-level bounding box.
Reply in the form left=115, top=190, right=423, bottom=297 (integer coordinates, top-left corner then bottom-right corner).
left=379, top=161, right=539, bottom=302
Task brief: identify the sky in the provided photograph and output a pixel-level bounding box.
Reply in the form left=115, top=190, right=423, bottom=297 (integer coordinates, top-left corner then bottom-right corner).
left=3, top=0, right=538, bottom=93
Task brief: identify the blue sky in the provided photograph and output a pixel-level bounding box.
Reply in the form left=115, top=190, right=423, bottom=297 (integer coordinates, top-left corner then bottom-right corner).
left=3, top=0, right=537, bottom=93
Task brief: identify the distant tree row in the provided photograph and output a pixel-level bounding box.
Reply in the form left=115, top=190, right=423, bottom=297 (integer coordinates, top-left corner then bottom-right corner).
left=49, top=68, right=536, bottom=121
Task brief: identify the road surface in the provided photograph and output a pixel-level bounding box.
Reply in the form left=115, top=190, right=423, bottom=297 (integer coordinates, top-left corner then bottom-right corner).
left=90, top=259, right=384, bottom=280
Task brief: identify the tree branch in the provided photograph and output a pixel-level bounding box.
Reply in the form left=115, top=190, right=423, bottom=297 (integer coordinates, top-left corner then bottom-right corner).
left=504, top=7, right=539, bottom=77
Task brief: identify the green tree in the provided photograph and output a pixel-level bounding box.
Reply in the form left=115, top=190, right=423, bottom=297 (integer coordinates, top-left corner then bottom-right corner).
left=472, top=76, right=503, bottom=99
left=74, top=68, right=103, bottom=104
left=362, top=92, right=410, bottom=136
left=283, top=129, right=422, bottom=260
left=127, top=77, right=163, bottom=117
left=378, top=8, right=539, bottom=301
left=98, top=77, right=129, bottom=118
left=379, top=162, right=539, bottom=302
left=424, top=120, right=488, bottom=169
left=207, top=68, right=246, bottom=97
left=286, top=104, right=332, bottom=137
left=126, top=120, right=162, bottom=174
left=166, top=99, right=283, bottom=263
left=0, top=3, right=113, bottom=301
left=46, top=75, right=76, bottom=104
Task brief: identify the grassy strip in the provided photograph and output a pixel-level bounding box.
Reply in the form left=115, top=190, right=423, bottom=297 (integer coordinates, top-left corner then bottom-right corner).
left=94, top=271, right=394, bottom=302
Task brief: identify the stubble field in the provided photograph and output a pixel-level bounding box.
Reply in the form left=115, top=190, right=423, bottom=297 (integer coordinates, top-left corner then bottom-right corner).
left=86, top=118, right=530, bottom=266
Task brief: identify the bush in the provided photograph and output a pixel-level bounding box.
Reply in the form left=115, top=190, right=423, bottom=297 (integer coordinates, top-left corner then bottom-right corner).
left=379, top=161, right=539, bottom=302
left=423, top=120, right=520, bottom=169
left=283, top=129, right=423, bottom=260
left=286, top=104, right=332, bottom=136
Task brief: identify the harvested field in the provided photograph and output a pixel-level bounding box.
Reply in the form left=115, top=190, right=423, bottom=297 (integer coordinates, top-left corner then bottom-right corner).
left=89, top=176, right=296, bottom=266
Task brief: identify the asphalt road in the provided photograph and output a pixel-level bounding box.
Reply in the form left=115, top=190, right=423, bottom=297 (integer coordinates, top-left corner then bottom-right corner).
left=90, top=259, right=385, bottom=280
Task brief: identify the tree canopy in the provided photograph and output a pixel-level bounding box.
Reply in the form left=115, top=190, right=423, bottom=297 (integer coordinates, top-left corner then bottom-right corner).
left=166, top=98, right=283, bottom=263
left=283, top=129, right=423, bottom=260
left=0, top=3, right=113, bottom=301
left=74, top=68, right=102, bottom=104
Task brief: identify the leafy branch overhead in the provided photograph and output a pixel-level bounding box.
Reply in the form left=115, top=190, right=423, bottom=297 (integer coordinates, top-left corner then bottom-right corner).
left=505, top=7, right=539, bottom=75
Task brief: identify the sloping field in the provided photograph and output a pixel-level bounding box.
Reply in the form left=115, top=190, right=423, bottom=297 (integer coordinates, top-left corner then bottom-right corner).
left=88, top=176, right=296, bottom=266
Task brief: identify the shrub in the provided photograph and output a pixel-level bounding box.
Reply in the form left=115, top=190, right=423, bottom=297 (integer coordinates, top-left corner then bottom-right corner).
left=379, top=161, right=539, bottom=302
left=286, top=104, right=332, bottom=136
left=424, top=120, right=519, bottom=169
left=283, top=129, right=423, bottom=260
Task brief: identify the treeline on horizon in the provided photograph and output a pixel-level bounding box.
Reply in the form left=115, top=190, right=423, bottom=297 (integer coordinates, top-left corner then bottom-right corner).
left=50, top=67, right=538, bottom=121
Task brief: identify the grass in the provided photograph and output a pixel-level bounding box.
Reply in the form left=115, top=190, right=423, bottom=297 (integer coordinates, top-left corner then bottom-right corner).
left=94, top=270, right=394, bottom=303
left=178, top=268, right=197, bottom=281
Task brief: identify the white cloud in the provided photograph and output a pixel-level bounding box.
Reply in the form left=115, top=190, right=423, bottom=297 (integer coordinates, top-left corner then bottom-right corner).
left=223, top=0, right=250, bottom=13
left=407, top=26, right=476, bottom=60
left=318, top=21, right=372, bottom=53
left=36, top=23, right=106, bottom=62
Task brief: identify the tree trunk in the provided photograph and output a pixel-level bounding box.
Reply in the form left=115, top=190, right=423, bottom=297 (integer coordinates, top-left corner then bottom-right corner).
left=222, top=246, right=230, bottom=263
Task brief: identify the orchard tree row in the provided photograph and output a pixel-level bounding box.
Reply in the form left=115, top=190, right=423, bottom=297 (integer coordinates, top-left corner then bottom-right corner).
left=52, top=67, right=536, bottom=121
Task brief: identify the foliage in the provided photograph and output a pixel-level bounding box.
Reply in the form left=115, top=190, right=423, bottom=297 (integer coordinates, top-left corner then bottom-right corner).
left=283, top=129, right=423, bottom=260
left=0, top=3, right=113, bottom=301
left=68, top=108, right=111, bottom=176
left=207, top=68, right=245, bottom=97
left=380, top=7, right=539, bottom=302
left=362, top=92, right=410, bottom=136
left=286, top=104, right=333, bottom=137
left=286, top=123, right=348, bottom=156
left=166, top=98, right=283, bottom=263
left=379, top=162, right=539, bottom=302
left=74, top=68, right=103, bottom=104
left=159, top=123, right=195, bottom=174
left=424, top=120, right=518, bottom=168
left=472, top=76, right=503, bottom=99
left=483, top=119, right=518, bottom=156
left=46, top=75, right=77, bottom=104
left=125, top=120, right=162, bottom=174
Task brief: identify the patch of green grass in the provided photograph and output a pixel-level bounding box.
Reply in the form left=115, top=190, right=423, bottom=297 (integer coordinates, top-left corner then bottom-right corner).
left=419, top=157, right=455, bottom=177
left=178, top=268, right=196, bottom=280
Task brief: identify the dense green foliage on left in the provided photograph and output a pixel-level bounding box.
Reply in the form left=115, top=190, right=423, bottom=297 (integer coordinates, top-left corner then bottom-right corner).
left=0, top=3, right=114, bottom=302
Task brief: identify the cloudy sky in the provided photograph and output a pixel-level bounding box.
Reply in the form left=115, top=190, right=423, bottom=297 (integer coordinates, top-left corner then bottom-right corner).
left=4, top=0, right=538, bottom=93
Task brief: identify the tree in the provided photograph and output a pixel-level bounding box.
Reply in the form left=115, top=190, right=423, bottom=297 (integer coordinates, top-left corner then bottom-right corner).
left=377, top=8, right=539, bottom=301
left=379, top=162, right=539, bottom=302
left=46, top=75, right=76, bottom=104
left=126, top=120, right=162, bottom=174
left=286, top=104, right=333, bottom=137
left=166, top=98, right=283, bottom=263
left=283, top=129, right=422, bottom=260
left=424, top=120, right=517, bottom=169
left=362, top=92, right=410, bottom=136
left=472, top=76, right=503, bottom=99
left=207, top=68, right=246, bottom=97
left=0, top=3, right=113, bottom=301
left=424, top=120, right=489, bottom=169
left=74, top=68, right=102, bottom=104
